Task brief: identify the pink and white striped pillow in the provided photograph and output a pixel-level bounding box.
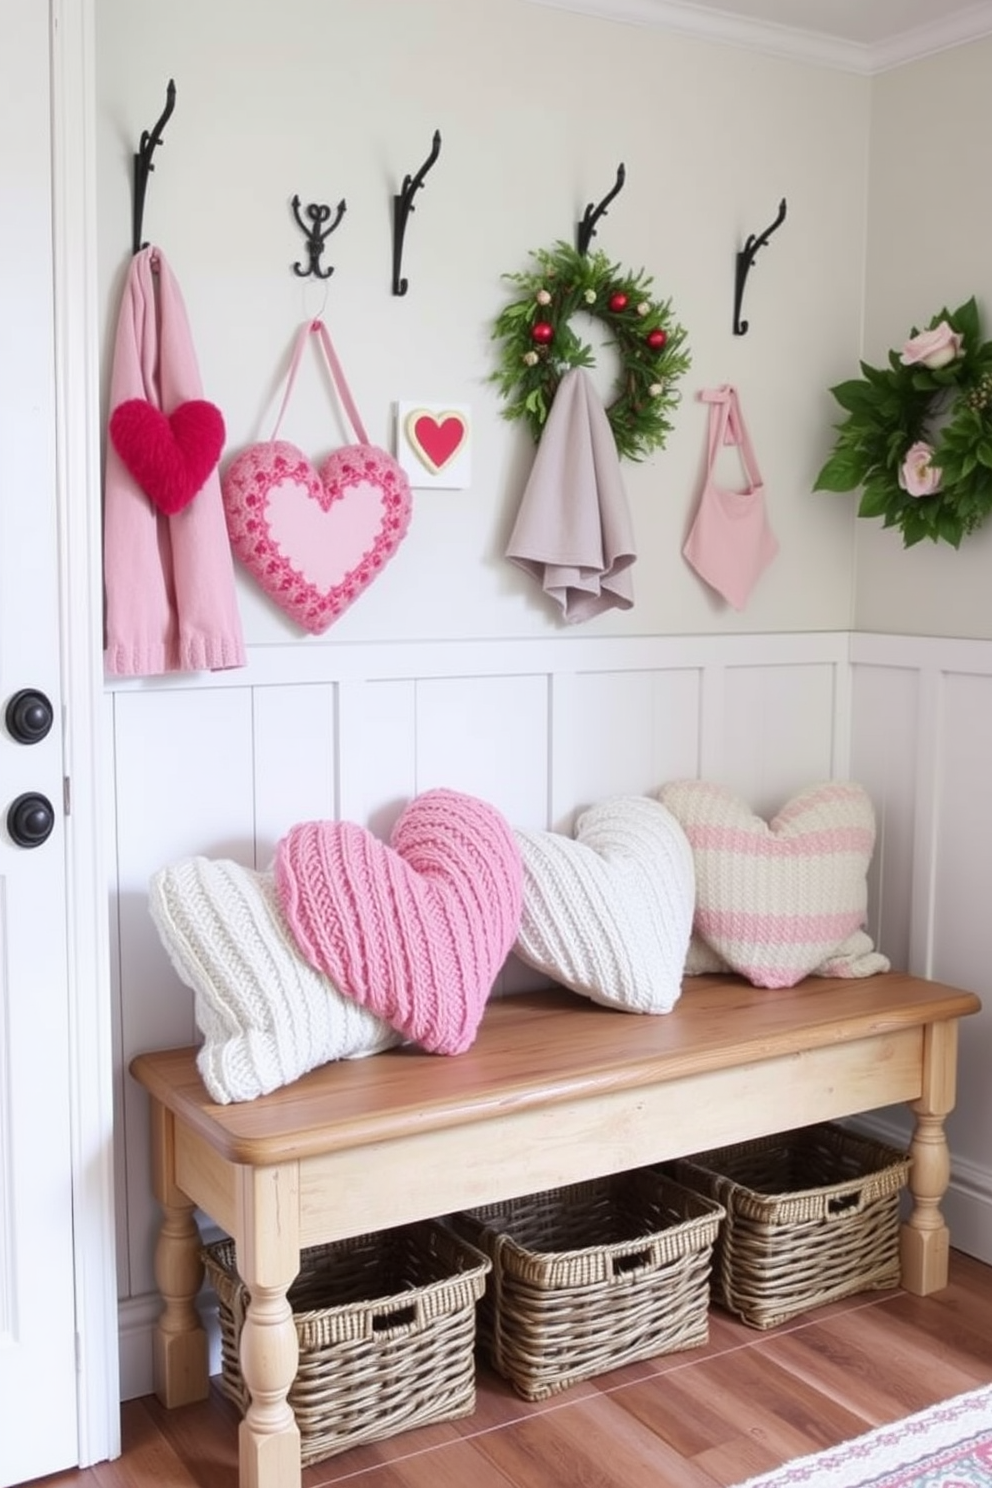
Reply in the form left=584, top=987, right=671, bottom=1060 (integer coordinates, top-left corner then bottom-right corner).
left=657, top=780, right=888, bottom=989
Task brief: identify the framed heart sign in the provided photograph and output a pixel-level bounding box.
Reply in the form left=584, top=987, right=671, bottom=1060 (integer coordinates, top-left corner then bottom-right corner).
left=397, top=401, right=471, bottom=489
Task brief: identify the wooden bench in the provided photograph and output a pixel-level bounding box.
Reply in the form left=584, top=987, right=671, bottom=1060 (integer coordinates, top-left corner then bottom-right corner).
left=130, top=969, right=981, bottom=1488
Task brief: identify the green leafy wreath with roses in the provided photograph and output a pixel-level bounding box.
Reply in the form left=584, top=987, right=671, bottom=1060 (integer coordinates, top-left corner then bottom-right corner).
left=490, top=240, right=690, bottom=463
left=814, top=296, right=992, bottom=548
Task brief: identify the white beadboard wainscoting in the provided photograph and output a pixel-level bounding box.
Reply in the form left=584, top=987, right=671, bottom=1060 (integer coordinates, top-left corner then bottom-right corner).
left=850, top=632, right=992, bottom=1268
left=110, top=629, right=992, bottom=1398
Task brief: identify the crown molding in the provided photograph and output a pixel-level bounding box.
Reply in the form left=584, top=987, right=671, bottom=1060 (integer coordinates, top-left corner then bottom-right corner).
left=869, top=3, right=992, bottom=72
left=525, top=0, right=992, bottom=74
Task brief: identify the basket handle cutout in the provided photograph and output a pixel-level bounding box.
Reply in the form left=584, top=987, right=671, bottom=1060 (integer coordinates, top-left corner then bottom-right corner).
left=610, top=1248, right=651, bottom=1277
left=827, top=1190, right=865, bottom=1218
left=372, top=1302, right=418, bottom=1333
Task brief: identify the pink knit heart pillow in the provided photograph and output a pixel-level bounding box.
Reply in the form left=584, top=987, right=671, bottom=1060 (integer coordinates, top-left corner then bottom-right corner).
left=222, top=439, right=411, bottom=634
left=274, top=789, right=523, bottom=1054
left=657, top=780, right=879, bottom=989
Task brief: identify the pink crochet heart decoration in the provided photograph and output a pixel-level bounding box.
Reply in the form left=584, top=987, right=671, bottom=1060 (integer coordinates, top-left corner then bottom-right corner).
left=274, top=788, right=523, bottom=1055
left=222, top=439, right=412, bottom=635
left=110, top=398, right=226, bottom=515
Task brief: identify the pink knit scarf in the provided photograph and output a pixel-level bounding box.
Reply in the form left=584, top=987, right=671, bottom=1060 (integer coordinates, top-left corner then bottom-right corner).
left=103, top=246, right=245, bottom=676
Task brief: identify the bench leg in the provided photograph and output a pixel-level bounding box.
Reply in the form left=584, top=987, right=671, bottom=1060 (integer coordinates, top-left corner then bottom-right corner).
left=150, top=1101, right=209, bottom=1406
left=236, top=1166, right=301, bottom=1488
left=900, top=1019, right=957, bottom=1296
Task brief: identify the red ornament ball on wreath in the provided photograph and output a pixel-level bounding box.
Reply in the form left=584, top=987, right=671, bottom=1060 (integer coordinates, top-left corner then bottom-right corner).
left=531, top=322, right=554, bottom=344
left=609, top=292, right=629, bottom=313
left=646, top=328, right=668, bottom=350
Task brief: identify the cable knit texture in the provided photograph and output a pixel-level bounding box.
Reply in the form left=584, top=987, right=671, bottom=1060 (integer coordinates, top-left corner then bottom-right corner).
left=148, top=857, right=400, bottom=1104
left=513, top=796, right=695, bottom=1013
left=658, top=779, right=889, bottom=989
left=275, top=788, right=523, bottom=1055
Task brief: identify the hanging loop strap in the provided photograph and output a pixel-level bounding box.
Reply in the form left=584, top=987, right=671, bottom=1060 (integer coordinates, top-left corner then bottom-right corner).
left=269, top=318, right=370, bottom=445
left=699, top=384, right=762, bottom=489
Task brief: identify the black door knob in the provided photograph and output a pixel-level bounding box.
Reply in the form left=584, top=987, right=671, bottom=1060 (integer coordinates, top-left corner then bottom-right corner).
left=5, top=689, right=54, bottom=744
left=7, top=792, right=55, bottom=848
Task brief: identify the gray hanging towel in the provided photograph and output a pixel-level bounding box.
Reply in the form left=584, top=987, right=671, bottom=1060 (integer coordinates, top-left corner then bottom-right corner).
left=505, top=367, right=635, bottom=623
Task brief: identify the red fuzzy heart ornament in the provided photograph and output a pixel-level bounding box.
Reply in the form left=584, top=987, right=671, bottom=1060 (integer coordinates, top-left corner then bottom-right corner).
left=110, top=398, right=226, bottom=516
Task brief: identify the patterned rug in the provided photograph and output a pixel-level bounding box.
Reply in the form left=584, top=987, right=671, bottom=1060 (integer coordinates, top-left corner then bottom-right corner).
left=733, top=1383, right=992, bottom=1487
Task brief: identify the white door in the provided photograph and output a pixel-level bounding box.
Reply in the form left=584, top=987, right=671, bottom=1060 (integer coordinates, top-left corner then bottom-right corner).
left=0, top=1, right=80, bottom=1481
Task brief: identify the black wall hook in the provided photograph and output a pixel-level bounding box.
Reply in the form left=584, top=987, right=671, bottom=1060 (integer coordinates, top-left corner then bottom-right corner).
left=577, top=163, right=626, bottom=256
left=733, top=197, right=787, bottom=335
left=392, top=129, right=442, bottom=295
left=291, top=195, right=347, bottom=279
left=132, top=79, right=176, bottom=255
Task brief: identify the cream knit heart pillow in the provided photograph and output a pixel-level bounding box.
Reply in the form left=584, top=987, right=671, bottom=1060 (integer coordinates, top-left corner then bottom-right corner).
left=683, top=928, right=889, bottom=981
left=148, top=857, right=400, bottom=1104
left=657, top=780, right=887, bottom=989
left=513, top=796, right=695, bottom=1013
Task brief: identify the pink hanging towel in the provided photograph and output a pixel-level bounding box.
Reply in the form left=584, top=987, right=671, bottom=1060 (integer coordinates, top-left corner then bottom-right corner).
left=103, top=246, right=246, bottom=676
left=682, top=385, right=777, bottom=611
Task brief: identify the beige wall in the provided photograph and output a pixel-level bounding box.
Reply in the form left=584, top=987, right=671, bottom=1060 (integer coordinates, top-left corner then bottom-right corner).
left=856, top=36, right=992, bottom=636
left=95, top=0, right=868, bottom=645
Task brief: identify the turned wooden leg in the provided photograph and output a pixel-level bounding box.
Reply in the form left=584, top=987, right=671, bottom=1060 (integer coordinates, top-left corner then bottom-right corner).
left=901, top=1019, right=957, bottom=1296
left=235, top=1165, right=301, bottom=1488
left=150, top=1101, right=209, bottom=1406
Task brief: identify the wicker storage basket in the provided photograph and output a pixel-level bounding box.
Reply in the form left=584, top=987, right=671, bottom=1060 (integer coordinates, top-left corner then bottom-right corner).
left=666, top=1123, right=911, bottom=1331
left=449, top=1169, right=724, bottom=1401
left=201, top=1220, right=490, bottom=1464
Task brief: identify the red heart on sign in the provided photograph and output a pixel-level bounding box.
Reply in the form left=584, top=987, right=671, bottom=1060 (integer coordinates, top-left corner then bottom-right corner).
left=405, top=409, right=467, bottom=474
left=110, top=398, right=226, bottom=515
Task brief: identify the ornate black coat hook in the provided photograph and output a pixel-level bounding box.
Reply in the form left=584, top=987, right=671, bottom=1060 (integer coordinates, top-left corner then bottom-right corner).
left=577, top=163, right=626, bottom=256
left=291, top=195, right=347, bottom=279
left=392, top=129, right=442, bottom=295
left=132, top=79, right=176, bottom=255
left=733, top=197, right=787, bottom=335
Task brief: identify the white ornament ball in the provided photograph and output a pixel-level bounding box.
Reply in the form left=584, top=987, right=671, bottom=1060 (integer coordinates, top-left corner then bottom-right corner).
left=536, top=289, right=551, bottom=305
left=584, top=288, right=597, bottom=305
left=637, top=301, right=650, bottom=317
left=649, top=382, right=664, bottom=396
left=523, top=350, right=539, bottom=366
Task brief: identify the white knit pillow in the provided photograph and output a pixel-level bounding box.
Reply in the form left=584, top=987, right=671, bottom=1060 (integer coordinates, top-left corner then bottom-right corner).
left=513, top=796, right=695, bottom=1013
left=148, top=857, right=400, bottom=1104
left=658, top=780, right=889, bottom=989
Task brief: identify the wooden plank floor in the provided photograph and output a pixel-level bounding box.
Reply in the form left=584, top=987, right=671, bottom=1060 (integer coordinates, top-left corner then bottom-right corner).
left=34, top=1251, right=992, bottom=1488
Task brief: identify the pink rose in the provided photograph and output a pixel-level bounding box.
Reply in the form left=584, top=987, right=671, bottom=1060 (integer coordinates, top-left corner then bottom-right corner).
left=900, top=321, right=964, bottom=370
left=899, top=441, right=943, bottom=497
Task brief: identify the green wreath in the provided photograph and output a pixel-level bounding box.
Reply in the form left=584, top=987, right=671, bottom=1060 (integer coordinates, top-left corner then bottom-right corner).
left=814, top=296, right=992, bottom=548
left=490, top=240, right=690, bottom=463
